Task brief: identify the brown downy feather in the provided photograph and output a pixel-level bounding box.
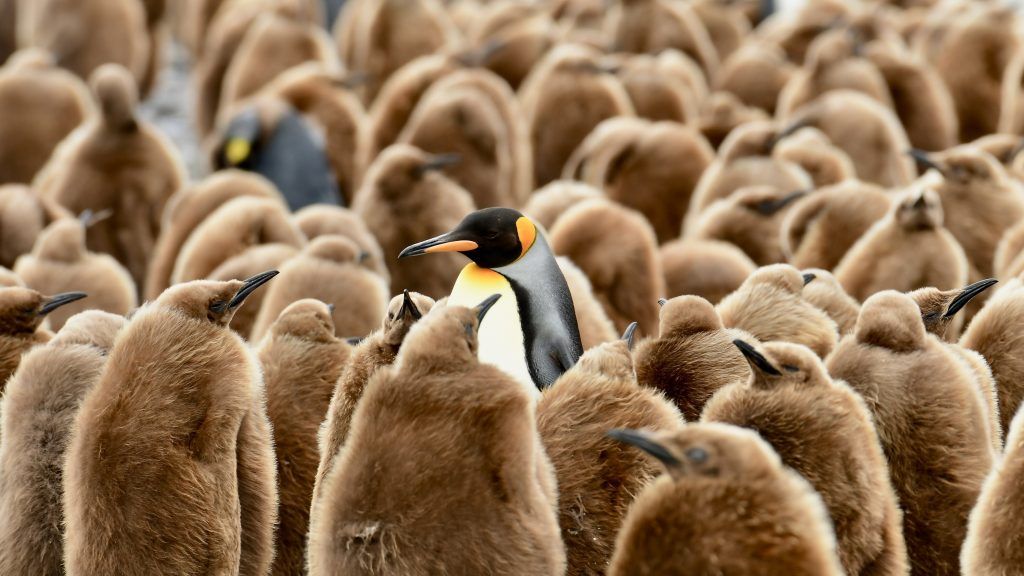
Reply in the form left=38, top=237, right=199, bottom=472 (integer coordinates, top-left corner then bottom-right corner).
left=292, top=204, right=389, bottom=281
left=613, top=50, right=707, bottom=124
left=773, top=126, right=856, bottom=187
left=697, top=91, right=770, bottom=150
left=691, top=0, right=750, bottom=63
left=0, top=266, right=21, bottom=287
left=521, top=180, right=603, bottom=231
left=659, top=239, right=756, bottom=305
left=689, top=185, right=807, bottom=266
left=800, top=268, right=860, bottom=336
left=607, top=0, right=719, bottom=78
left=715, top=43, right=794, bottom=115
left=207, top=243, right=300, bottom=340
left=0, top=184, right=70, bottom=269
left=0, top=287, right=86, bottom=390
left=471, top=3, right=556, bottom=90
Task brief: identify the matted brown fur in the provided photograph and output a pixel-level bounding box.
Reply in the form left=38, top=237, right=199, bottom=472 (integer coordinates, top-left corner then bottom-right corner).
left=659, top=238, right=756, bottom=305
left=634, top=295, right=750, bottom=421
left=0, top=184, right=70, bottom=269
left=250, top=236, right=389, bottom=341
left=15, top=219, right=136, bottom=331
left=63, top=279, right=278, bottom=575
left=827, top=291, right=996, bottom=576
left=704, top=341, right=909, bottom=576
left=536, top=338, right=684, bottom=575
left=0, top=51, right=92, bottom=185
left=835, top=188, right=968, bottom=301
left=606, top=0, right=718, bottom=78
left=307, top=303, right=565, bottom=575
left=522, top=180, right=602, bottom=231
left=607, top=423, right=845, bottom=576
left=715, top=43, right=794, bottom=115
left=689, top=185, right=805, bottom=266
left=782, top=179, right=891, bottom=270
left=208, top=243, right=300, bottom=340
left=801, top=268, right=860, bottom=336
left=352, top=144, right=476, bottom=299
left=171, top=196, right=304, bottom=285
left=557, top=257, right=617, bottom=350
left=0, top=311, right=124, bottom=576
left=34, top=64, right=186, bottom=288
left=0, top=287, right=57, bottom=391
left=257, top=299, right=351, bottom=576
left=292, top=204, right=389, bottom=281
left=549, top=198, right=664, bottom=336
left=717, top=264, right=839, bottom=358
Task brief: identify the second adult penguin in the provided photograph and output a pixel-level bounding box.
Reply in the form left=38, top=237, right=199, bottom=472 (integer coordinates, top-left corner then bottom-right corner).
left=399, top=207, right=583, bottom=393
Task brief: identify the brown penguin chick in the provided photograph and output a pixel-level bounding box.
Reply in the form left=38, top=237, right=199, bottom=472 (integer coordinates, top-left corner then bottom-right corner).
left=569, top=118, right=715, bottom=244
left=292, top=204, right=389, bottom=281
left=686, top=120, right=813, bottom=226
left=691, top=0, right=750, bottom=63
left=0, top=288, right=86, bottom=391
left=0, top=51, right=92, bottom=185
left=717, top=264, right=839, bottom=358
left=312, top=289, right=434, bottom=504
left=0, top=310, right=124, bottom=576
left=0, top=184, right=70, bottom=269
left=633, top=295, right=750, bottom=421
left=933, top=6, right=1019, bottom=142
left=519, top=43, right=635, bottom=188
left=912, top=147, right=1024, bottom=279
left=786, top=90, right=915, bottom=187
left=178, top=0, right=228, bottom=57
left=307, top=298, right=566, bottom=576
left=250, top=236, right=389, bottom=341
left=773, top=126, right=857, bottom=187
left=782, top=179, right=892, bottom=270
left=218, top=11, right=339, bottom=114
left=776, top=27, right=894, bottom=119
left=697, top=91, right=770, bottom=150
left=0, top=266, right=21, bottom=287
left=536, top=329, right=684, bottom=576
left=468, top=2, right=554, bottom=89
left=759, top=0, right=852, bottom=64
left=606, top=423, right=845, bottom=576
left=908, top=278, right=998, bottom=343
left=339, top=0, right=458, bottom=102
left=606, top=0, right=719, bottom=78
left=17, top=0, right=149, bottom=88
left=612, top=50, right=707, bottom=124
left=704, top=340, right=910, bottom=576
left=826, top=291, right=996, bottom=576
left=962, top=401, right=1024, bottom=574
left=259, top=63, right=369, bottom=205
left=352, top=144, right=476, bottom=299
left=207, top=243, right=300, bottom=340
left=63, top=273, right=280, bottom=576
left=34, top=64, right=187, bottom=288
left=522, top=180, right=603, bottom=231
left=398, top=71, right=520, bottom=209
left=14, top=217, right=136, bottom=331
left=170, top=196, right=304, bottom=285
left=688, top=185, right=808, bottom=266
left=864, top=42, right=958, bottom=152
left=994, top=219, right=1024, bottom=279
left=659, top=239, right=756, bottom=305
left=255, top=299, right=350, bottom=576
left=800, top=268, right=860, bottom=336
left=145, top=170, right=282, bottom=300
left=971, top=133, right=1024, bottom=168
left=557, top=256, right=618, bottom=349
left=0, top=0, right=13, bottom=64
left=549, top=199, right=665, bottom=336
left=834, top=188, right=968, bottom=301
left=714, top=43, right=795, bottom=115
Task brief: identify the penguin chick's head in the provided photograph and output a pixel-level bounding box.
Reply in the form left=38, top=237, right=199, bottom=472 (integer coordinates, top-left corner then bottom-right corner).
left=908, top=278, right=998, bottom=336
left=383, top=289, right=436, bottom=346
left=50, top=310, right=126, bottom=351
left=156, top=270, right=278, bottom=327
left=89, top=63, right=139, bottom=133
left=607, top=423, right=777, bottom=481
left=733, top=339, right=829, bottom=389
left=0, top=287, right=87, bottom=335
left=895, top=188, right=943, bottom=231
left=659, top=295, right=722, bottom=337
left=269, top=298, right=336, bottom=343
left=399, top=294, right=502, bottom=366
left=572, top=323, right=638, bottom=380
left=399, top=207, right=539, bottom=269
left=854, top=290, right=927, bottom=353
left=910, top=147, right=1006, bottom=186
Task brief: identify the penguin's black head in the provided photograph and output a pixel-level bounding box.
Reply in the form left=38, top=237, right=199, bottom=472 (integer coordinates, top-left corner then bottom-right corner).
left=398, top=207, right=538, bottom=269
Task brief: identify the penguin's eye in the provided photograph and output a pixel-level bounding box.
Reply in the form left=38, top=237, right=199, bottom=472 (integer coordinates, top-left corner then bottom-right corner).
left=486, top=230, right=500, bottom=240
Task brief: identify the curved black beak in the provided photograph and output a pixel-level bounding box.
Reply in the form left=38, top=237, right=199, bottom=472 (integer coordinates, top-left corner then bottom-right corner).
left=767, top=118, right=811, bottom=151
left=607, top=428, right=681, bottom=468
left=214, top=270, right=279, bottom=313
left=802, top=272, right=817, bottom=286
left=475, top=294, right=502, bottom=323
left=398, top=230, right=478, bottom=259
left=754, top=190, right=808, bottom=215
left=398, top=289, right=423, bottom=320
left=414, top=154, right=462, bottom=178
left=734, top=339, right=782, bottom=376
left=621, top=322, right=639, bottom=351
left=456, top=39, right=508, bottom=67
left=345, top=336, right=364, bottom=346
left=945, top=278, right=998, bottom=318
left=908, top=149, right=946, bottom=177
left=657, top=298, right=668, bottom=307
left=39, top=292, right=88, bottom=316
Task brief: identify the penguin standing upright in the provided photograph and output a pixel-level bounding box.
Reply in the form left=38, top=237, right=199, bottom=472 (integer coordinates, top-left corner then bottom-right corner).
left=400, top=207, right=583, bottom=392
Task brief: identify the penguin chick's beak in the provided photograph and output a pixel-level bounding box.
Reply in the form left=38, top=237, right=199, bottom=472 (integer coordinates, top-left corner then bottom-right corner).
left=733, top=339, right=782, bottom=376
left=657, top=298, right=668, bottom=307
left=945, top=278, right=998, bottom=318
left=755, top=190, right=808, bottom=216
left=907, top=149, right=946, bottom=177
left=399, top=289, right=423, bottom=320
left=475, top=294, right=502, bottom=323
left=213, top=270, right=279, bottom=313
left=621, top=322, right=638, bottom=351
left=607, top=428, right=681, bottom=468
left=346, top=336, right=365, bottom=346
left=398, top=231, right=479, bottom=259
left=803, top=272, right=817, bottom=286
left=79, top=208, right=114, bottom=228
left=414, top=154, right=462, bottom=177
left=38, top=292, right=88, bottom=316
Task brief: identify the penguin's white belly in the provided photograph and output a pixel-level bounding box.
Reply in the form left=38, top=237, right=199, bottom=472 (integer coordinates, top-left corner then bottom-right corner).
left=448, top=264, right=538, bottom=398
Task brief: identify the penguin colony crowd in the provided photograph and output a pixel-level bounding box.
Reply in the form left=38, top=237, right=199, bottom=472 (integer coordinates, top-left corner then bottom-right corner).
left=6, top=0, right=1024, bottom=574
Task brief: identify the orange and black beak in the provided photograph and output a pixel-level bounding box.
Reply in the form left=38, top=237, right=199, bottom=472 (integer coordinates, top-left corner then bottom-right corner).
left=398, top=231, right=479, bottom=259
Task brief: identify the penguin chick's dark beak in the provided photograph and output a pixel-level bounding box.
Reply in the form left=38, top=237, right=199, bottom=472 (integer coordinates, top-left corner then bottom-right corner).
left=607, top=428, right=681, bottom=468
left=733, top=339, right=782, bottom=376
left=398, top=231, right=479, bottom=259
left=756, top=189, right=808, bottom=216
left=213, top=270, right=279, bottom=313
left=766, top=118, right=811, bottom=152
left=621, top=322, right=639, bottom=351
left=399, top=289, right=423, bottom=320
left=475, top=294, right=502, bottom=323
left=346, top=336, right=364, bottom=346
left=38, top=292, right=88, bottom=316
left=657, top=298, right=668, bottom=307
left=327, top=303, right=336, bottom=314
left=79, top=208, right=114, bottom=228
left=907, top=149, right=946, bottom=177
left=414, top=154, right=462, bottom=177
left=945, top=278, right=998, bottom=318
left=803, top=272, right=817, bottom=286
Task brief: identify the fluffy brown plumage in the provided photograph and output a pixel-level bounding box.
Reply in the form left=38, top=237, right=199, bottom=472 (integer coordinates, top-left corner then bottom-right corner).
left=659, top=238, right=756, bottom=305
left=0, top=184, right=70, bottom=269
left=606, top=0, right=718, bottom=78
left=689, top=185, right=807, bottom=266
left=521, top=180, right=602, bottom=231
left=715, top=43, right=794, bottom=115
left=773, top=126, right=856, bottom=188
left=292, top=204, right=389, bottom=281
left=0, top=287, right=86, bottom=391
left=612, top=50, right=705, bottom=124
left=800, top=268, right=860, bottom=336
left=207, top=243, right=300, bottom=340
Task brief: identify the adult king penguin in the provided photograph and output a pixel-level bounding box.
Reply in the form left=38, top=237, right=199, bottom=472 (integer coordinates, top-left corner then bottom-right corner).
left=400, top=207, right=583, bottom=393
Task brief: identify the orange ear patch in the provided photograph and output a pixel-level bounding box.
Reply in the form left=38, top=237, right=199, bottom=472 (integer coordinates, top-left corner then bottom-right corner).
left=516, top=217, right=537, bottom=258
